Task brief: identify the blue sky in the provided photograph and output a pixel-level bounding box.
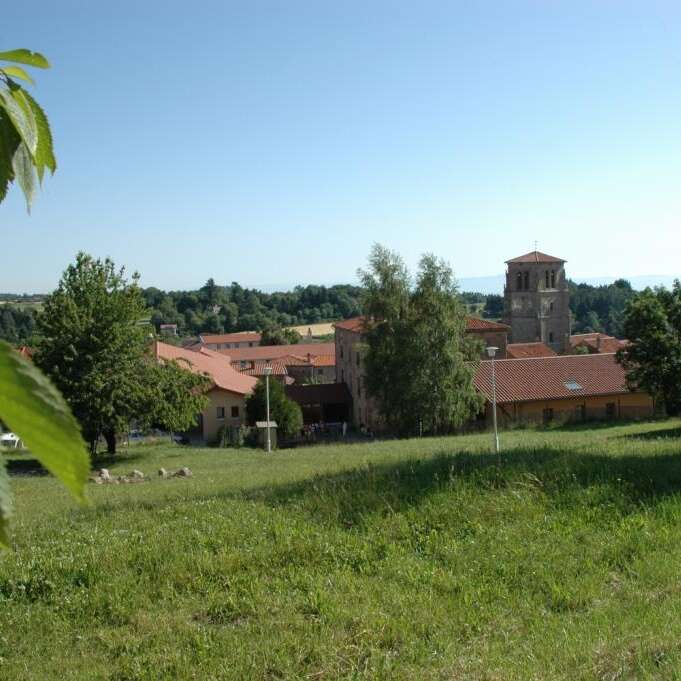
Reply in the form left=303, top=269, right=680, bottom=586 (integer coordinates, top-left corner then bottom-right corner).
left=3, top=1, right=681, bottom=292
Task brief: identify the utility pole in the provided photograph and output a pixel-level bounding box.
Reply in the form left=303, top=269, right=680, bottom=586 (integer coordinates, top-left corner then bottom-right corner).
left=486, top=346, right=500, bottom=455
left=264, top=365, right=272, bottom=453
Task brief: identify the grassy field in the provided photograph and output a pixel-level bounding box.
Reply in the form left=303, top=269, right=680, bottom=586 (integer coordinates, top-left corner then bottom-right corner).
left=3, top=421, right=681, bottom=679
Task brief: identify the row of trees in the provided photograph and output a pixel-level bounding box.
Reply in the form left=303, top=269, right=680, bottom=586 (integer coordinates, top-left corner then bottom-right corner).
left=477, top=280, right=638, bottom=337
left=0, top=305, right=36, bottom=344
left=143, top=280, right=363, bottom=337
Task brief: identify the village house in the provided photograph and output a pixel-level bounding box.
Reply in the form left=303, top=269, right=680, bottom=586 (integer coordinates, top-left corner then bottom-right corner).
left=506, top=341, right=556, bottom=359
left=154, top=341, right=256, bottom=443
left=198, top=331, right=262, bottom=350
left=474, top=352, right=654, bottom=425
left=334, top=315, right=519, bottom=430
left=569, top=332, right=627, bottom=354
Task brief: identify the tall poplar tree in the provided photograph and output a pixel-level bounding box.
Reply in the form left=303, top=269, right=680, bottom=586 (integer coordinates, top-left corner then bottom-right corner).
left=359, top=244, right=482, bottom=436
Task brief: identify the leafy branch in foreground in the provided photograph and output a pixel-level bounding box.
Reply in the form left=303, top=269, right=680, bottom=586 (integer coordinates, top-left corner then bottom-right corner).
left=0, top=49, right=88, bottom=548
left=0, top=48, right=56, bottom=209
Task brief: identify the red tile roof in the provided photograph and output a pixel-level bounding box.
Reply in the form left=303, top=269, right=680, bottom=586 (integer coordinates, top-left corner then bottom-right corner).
left=505, top=250, right=565, bottom=264
left=231, top=352, right=335, bottom=374
left=334, top=315, right=509, bottom=334
left=465, top=317, right=510, bottom=332
left=231, top=358, right=290, bottom=376
left=218, top=342, right=335, bottom=362
left=199, top=331, right=261, bottom=344
left=333, top=317, right=365, bottom=332
left=474, top=353, right=633, bottom=404
left=17, top=346, right=33, bottom=359
left=570, top=333, right=627, bottom=354
left=154, top=341, right=257, bottom=395
left=506, top=342, right=557, bottom=359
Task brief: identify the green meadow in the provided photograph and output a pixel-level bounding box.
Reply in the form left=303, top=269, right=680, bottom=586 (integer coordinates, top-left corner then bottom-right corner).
left=3, top=420, right=681, bottom=679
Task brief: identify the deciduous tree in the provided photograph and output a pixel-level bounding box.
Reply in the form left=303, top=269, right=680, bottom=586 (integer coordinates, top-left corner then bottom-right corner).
left=359, top=244, right=482, bottom=436
left=617, top=283, right=681, bottom=415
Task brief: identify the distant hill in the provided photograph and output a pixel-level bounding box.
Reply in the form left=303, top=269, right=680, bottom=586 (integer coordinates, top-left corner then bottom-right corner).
left=457, top=274, right=680, bottom=295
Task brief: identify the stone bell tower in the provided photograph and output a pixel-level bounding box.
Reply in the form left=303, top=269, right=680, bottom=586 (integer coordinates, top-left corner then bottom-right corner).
left=503, top=250, right=570, bottom=353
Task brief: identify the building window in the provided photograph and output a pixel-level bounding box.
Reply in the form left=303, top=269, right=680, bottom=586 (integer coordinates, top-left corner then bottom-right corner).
left=249, top=342, right=254, bottom=347
left=550, top=270, right=556, bottom=288
left=545, top=271, right=550, bottom=288
left=341, top=369, right=345, bottom=382
left=549, top=331, right=554, bottom=343
left=216, top=406, right=225, bottom=420
left=549, top=301, right=554, bottom=312
left=576, top=404, right=586, bottom=420
left=357, top=381, right=361, bottom=398
left=524, top=271, right=530, bottom=290
left=340, top=345, right=344, bottom=359
left=543, top=408, right=554, bottom=424
left=231, top=406, right=239, bottom=418
left=606, top=402, right=616, bottom=419
left=516, top=272, right=522, bottom=291
left=356, top=352, right=360, bottom=367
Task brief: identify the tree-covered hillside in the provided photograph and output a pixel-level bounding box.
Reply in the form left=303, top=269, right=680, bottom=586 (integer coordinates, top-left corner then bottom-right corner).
left=142, top=280, right=363, bottom=336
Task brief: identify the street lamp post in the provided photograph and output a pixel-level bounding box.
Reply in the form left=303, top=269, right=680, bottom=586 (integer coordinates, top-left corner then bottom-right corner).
left=486, top=346, right=500, bottom=454
left=264, top=365, right=272, bottom=453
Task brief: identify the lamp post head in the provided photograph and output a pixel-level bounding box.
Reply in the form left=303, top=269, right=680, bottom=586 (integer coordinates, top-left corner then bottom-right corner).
left=263, top=365, right=273, bottom=376
left=486, top=346, right=499, bottom=359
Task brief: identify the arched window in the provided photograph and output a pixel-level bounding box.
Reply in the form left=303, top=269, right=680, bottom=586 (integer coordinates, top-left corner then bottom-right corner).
left=550, top=270, right=556, bottom=288
left=545, top=271, right=550, bottom=288
left=516, top=272, right=522, bottom=291
left=523, top=271, right=530, bottom=290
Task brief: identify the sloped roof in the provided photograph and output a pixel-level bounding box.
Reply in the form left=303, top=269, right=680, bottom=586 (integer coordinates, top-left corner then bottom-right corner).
left=570, top=333, right=627, bottom=354
left=465, top=317, right=510, bottom=332
left=333, top=317, right=365, bottom=332
left=199, top=331, right=261, bottom=344
left=217, top=342, right=335, bottom=362
left=334, top=315, right=509, bottom=334
left=474, top=353, right=633, bottom=404
left=506, top=342, right=557, bottom=359
left=505, top=250, right=565, bottom=264
left=231, top=358, right=290, bottom=376
left=154, top=341, right=257, bottom=395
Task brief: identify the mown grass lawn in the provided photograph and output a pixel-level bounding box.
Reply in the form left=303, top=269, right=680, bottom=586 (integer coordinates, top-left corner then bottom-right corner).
left=3, top=420, right=681, bottom=680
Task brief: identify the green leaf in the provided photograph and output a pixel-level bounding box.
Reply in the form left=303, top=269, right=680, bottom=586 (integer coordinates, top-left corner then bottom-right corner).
left=21, top=90, right=56, bottom=181
left=11, top=142, right=36, bottom=210
left=0, top=49, right=50, bottom=69
left=0, top=114, right=20, bottom=202
left=0, top=460, right=12, bottom=548
left=0, top=341, right=89, bottom=504
left=0, top=85, right=37, bottom=157
left=0, top=66, right=34, bottom=84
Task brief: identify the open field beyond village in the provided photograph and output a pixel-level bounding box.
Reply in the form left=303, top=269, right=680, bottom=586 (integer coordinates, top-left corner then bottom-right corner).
left=3, top=420, right=681, bottom=680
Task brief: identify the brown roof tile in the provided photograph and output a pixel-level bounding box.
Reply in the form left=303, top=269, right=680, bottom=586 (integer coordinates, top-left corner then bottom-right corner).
left=155, top=341, right=257, bottom=395
left=506, top=342, right=557, bottom=359
left=505, top=250, right=565, bottom=264
left=199, top=331, right=261, bottom=344
left=474, top=353, right=634, bottom=404
left=218, top=342, right=335, bottom=362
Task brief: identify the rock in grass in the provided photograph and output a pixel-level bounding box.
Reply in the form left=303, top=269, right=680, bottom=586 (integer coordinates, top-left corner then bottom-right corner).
left=174, top=467, right=192, bottom=478
left=130, top=470, right=145, bottom=480
left=99, top=468, right=111, bottom=481
left=158, top=468, right=169, bottom=478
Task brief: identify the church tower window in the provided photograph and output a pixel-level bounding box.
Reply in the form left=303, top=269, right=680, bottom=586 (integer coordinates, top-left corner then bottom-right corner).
left=523, top=271, right=530, bottom=290
left=550, top=270, right=556, bottom=288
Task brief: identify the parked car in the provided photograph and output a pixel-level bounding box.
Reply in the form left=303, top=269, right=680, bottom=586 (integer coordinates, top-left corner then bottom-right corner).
left=0, top=432, right=23, bottom=449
